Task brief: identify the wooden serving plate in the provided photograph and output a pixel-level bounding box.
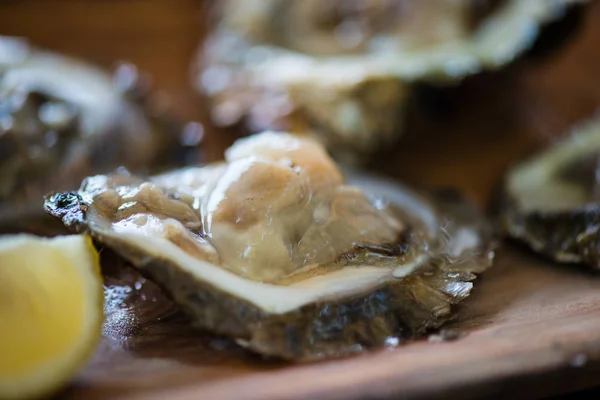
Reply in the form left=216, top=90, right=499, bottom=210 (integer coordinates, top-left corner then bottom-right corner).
left=3, top=1, right=600, bottom=399
left=67, top=247, right=600, bottom=400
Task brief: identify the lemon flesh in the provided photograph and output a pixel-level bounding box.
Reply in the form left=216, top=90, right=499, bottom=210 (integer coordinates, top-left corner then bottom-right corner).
left=0, top=234, right=103, bottom=400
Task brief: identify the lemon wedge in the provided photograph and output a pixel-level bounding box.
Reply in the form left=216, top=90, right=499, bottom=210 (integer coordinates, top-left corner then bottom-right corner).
left=0, top=234, right=103, bottom=400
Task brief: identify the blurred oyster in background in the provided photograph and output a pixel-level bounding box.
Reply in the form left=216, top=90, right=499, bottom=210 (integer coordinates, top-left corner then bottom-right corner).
left=0, top=36, right=202, bottom=228
left=500, top=116, right=600, bottom=270
left=196, top=0, right=585, bottom=163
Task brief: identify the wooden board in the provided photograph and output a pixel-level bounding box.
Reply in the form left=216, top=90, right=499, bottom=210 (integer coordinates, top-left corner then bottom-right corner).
left=3, top=1, right=600, bottom=399
left=66, top=247, right=600, bottom=400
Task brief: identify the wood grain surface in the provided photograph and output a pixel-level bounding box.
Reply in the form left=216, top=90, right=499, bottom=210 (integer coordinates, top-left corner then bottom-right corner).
left=3, top=1, right=600, bottom=399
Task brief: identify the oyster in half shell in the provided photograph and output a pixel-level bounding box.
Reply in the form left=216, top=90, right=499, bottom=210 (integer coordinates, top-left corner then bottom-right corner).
left=0, top=36, right=198, bottom=227
left=46, top=131, right=493, bottom=360
left=501, top=116, right=600, bottom=269
left=197, top=0, right=580, bottom=162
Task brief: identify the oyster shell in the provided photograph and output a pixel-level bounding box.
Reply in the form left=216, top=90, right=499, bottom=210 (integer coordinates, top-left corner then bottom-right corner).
left=46, top=131, right=493, bottom=360
left=0, top=36, right=198, bottom=227
left=196, top=0, right=580, bottom=162
left=501, top=116, right=600, bottom=269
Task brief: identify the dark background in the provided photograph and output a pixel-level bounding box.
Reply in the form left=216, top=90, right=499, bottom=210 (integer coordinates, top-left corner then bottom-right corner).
left=1, top=0, right=600, bottom=208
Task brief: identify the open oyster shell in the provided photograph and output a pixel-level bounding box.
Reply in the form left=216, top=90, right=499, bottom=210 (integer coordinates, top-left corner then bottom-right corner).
left=46, top=131, right=493, bottom=360
left=196, top=0, right=580, bottom=162
left=0, top=36, right=198, bottom=227
left=501, top=116, right=600, bottom=269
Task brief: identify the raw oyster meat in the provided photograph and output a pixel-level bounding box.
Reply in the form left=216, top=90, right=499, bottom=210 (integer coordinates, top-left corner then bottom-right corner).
left=501, top=116, right=600, bottom=269
left=0, top=36, right=198, bottom=227
left=197, top=0, right=581, bottom=162
left=46, top=131, right=494, bottom=360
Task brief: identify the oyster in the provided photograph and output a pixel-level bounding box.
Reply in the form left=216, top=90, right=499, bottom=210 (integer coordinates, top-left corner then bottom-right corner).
left=501, top=116, right=600, bottom=269
left=46, top=131, right=493, bottom=360
left=0, top=36, right=198, bottom=227
left=197, top=0, right=581, bottom=161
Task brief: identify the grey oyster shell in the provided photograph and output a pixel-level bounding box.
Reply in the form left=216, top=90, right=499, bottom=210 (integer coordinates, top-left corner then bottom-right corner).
left=45, top=132, right=494, bottom=360
left=501, top=115, right=600, bottom=269
left=0, top=36, right=200, bottom=228
left=196, top=0, right=581, bottom=163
